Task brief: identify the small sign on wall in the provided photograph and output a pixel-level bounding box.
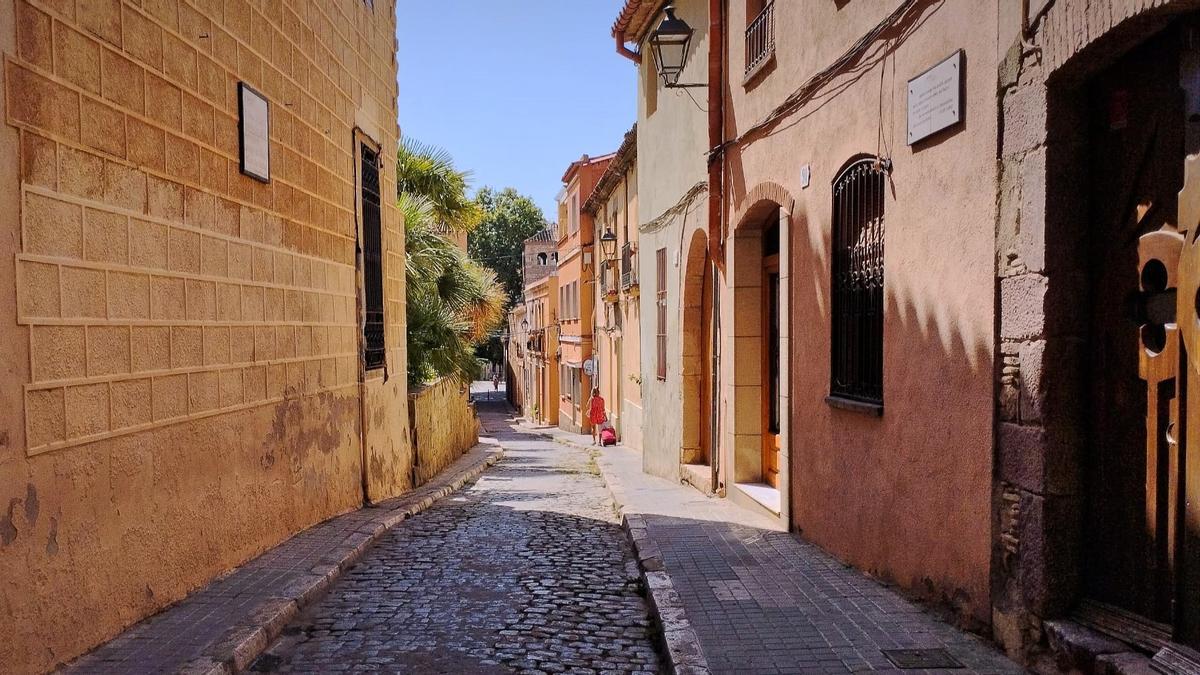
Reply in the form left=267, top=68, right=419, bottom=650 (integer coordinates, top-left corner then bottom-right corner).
left=907, top=50, right=963, bottom=145
left=238, top=82, right=270, bottom=182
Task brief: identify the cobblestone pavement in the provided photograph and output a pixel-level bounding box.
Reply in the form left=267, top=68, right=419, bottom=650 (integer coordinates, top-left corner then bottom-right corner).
left=252, top=399, right=662, bottom=674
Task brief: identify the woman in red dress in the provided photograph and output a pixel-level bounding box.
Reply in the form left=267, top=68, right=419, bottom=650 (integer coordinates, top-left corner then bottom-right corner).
left=586, top=387, right=606, bottom=446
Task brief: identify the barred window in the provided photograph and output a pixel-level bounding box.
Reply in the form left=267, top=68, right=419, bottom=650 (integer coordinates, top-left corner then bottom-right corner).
left=656, top=248, right=667, bottom=380
left=830, top=157, right=886, bottom=404
left=360, top=143, right=385, bottom=370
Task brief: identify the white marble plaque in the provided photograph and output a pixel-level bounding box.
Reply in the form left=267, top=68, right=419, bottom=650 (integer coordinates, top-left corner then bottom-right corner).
left=238, top=83, right=270, bottom=182
left=907, top=50, right=963, bottom=145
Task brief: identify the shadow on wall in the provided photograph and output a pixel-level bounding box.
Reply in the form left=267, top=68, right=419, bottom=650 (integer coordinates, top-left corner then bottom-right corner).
left=782, top=188, right=995, bottom=630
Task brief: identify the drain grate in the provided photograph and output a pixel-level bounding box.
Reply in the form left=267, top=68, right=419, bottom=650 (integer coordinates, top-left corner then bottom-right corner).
left=881, top=648, right=965, bottom=669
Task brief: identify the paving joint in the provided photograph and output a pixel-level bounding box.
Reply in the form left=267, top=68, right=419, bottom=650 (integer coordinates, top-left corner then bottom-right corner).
left=520, top=422, right=711, bottom=675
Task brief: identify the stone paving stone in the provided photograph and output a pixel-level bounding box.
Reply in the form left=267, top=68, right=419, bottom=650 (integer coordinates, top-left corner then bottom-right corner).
left=577, top=436, right=1025, bottom=675
left=252, top=401, right=662, bottom=674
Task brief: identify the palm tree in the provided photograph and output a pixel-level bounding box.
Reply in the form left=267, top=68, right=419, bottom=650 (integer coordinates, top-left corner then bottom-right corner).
left=396, top=137, right=483, bottom=232
left=399, top=140, right=505, bottom=386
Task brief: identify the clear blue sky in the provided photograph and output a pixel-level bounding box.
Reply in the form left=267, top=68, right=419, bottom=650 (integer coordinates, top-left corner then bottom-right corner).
left=397, top=2, right=637, bottom=220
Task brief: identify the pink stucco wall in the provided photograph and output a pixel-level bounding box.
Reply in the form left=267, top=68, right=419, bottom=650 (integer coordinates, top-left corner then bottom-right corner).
left=723, top=0, right=1001, bottom=625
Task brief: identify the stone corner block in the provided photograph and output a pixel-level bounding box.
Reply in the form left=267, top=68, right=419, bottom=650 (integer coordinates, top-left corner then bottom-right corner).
left=1000, top=274, right=1048, bottom=341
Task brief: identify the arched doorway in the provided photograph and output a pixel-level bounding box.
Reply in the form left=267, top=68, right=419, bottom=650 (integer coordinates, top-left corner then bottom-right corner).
left=682, top=230, right=715, bottom=489
left=729, top=200, right=783, bottom=500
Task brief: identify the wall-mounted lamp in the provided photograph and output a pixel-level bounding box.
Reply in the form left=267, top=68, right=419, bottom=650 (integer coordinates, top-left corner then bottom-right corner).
left=650, top=4, right=705, bottom=88
left=599, top=227, right=618, bottom=263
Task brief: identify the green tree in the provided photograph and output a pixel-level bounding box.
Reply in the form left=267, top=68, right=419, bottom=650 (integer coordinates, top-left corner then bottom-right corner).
left=398, top=139, right=505, bottom=386
left=469, top=187, right=547, bottom=306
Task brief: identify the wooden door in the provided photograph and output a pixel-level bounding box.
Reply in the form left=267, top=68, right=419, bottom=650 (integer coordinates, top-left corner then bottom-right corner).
left=763, top=254, right=781, bottom=488
left=1175, top=154, right=1200, bottom=650
left=1084, top=34, right=1184, bottom=626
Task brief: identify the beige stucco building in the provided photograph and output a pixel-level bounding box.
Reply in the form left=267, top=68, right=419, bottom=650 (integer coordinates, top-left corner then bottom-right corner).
left=585, top=126, right=643, bottom=449
left=0, top=1, right=408, bottom=671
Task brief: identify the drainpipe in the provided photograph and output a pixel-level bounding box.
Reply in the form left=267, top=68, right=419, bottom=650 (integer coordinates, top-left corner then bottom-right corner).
left=615, top=30, right=642, bottom=64
left=707, top=0, right=725, bottom=270
left=707, top=0, right=726, bottom=496
left=710, top=261, right=723, bottom=495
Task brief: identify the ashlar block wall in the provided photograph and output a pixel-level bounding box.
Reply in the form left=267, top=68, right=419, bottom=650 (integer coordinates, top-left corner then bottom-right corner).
left=0, top=0, right=406, bottom=671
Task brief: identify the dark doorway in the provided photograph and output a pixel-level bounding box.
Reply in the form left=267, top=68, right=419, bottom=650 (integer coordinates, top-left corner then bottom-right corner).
left=1082, top=23, right=1194, bottom=644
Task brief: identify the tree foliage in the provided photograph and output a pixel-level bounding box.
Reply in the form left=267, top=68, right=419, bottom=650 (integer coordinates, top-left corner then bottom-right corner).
left=469, top=187, right=548, bottom=306
left=396, top=136, right=483, bottom=231
left=399, top=139, right=505, bottom=387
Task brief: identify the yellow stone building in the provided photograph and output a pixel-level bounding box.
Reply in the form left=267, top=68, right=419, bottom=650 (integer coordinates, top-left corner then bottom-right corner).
left=0, top=1, right=408, bottom=670
left=522, top=228, right=559, bottom=426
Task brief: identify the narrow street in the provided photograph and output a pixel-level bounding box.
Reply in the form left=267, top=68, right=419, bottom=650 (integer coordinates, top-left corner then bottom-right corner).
left=250, top=396, right=663, bottom=674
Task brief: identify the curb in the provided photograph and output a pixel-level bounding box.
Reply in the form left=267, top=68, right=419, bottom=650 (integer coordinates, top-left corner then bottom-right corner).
left=624, top=513, right=712, bottom=675
left=71, top=443, right=503, bottom=675
left=526, top=424, right=711, bottom=675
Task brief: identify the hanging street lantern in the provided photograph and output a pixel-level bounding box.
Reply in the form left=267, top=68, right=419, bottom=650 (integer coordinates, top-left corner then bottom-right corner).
left=649, top=4, right=695, bottom=87
left=599, top=227, right=619, bottom=263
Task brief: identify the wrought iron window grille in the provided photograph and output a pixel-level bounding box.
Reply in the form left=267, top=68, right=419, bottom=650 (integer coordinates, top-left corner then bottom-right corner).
left=829, top=157, right=887, bottom=405
left=360, top=144, right=385, bottom=370
left=745, top=1, right=775, bottom=77
left=621, top=243, right=639, bottom=290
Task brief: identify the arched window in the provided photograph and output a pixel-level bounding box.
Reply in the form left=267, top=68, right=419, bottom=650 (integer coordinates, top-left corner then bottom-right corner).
left=551, top=252, right=558, bottom=264
left=537, top=253, right=548, bottom=265
left=830, top=157, right=887, bottom=405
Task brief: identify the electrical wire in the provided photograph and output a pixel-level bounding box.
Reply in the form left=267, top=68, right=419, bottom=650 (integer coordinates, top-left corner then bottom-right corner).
left=716, top=0, right=921, bottom=153
left=639, top=182, right=709, bottom=235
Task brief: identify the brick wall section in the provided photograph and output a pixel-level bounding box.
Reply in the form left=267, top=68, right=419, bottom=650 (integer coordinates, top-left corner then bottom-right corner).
left=1, top=0, right=402, bottom=671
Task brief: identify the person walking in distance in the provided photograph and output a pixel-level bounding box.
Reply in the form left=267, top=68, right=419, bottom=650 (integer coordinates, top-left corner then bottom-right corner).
left=586, top=387, right=606, bottom=446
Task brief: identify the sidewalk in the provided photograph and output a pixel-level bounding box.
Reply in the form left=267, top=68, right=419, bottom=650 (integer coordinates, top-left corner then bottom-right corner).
left=65, top=442, right=502, bottom=675
left=523, top=422, right=1023, bottom=675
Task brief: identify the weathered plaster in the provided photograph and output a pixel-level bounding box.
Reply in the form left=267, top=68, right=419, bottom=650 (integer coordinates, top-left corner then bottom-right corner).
left=0, top=1, right=407, bottom=671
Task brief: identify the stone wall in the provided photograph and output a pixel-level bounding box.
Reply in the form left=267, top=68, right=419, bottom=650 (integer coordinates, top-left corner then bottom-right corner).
left=0, top=1, right=405, bottom=671
left=409, top=377, right=479, bottom=486
left=991, top=0, right=1200, bottom=660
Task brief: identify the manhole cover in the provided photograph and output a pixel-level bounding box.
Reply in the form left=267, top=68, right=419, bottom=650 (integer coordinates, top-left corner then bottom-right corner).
left=881, top=648, right=965, bottom=669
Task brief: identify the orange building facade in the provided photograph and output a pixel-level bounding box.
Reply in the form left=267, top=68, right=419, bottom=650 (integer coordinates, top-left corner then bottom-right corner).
left=555, top=154, right=611, bottom=433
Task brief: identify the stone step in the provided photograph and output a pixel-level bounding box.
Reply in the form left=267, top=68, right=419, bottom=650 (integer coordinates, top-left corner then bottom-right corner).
left=1044, top=620, right=1157, bottom=674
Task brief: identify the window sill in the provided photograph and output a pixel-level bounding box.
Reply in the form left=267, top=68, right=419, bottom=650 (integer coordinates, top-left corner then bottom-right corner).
left=742, top=50, right=776, bottom=89
left=824, top=395, right=882, bottom=417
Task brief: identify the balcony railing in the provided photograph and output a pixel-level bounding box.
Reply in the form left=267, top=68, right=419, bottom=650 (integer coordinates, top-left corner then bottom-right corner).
left=601, top=264, right=619, bottom=303
left=620, top=243, right=639, bottom=290
left=526, top=330, right=545, bottom=354
left=745, top=1, right=775, bottom=77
